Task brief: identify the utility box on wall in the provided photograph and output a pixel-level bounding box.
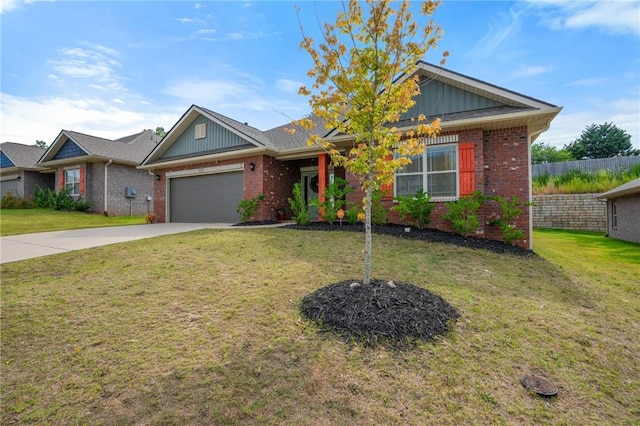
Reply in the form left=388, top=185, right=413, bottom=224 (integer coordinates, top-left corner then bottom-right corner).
left=125, top=186, right=137, bottom=198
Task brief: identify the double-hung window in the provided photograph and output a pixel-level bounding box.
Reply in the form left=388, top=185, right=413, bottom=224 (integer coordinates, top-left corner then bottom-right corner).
left=395, top=144, right=458, bottom=200
left=64, top=168, right=80, bottom=196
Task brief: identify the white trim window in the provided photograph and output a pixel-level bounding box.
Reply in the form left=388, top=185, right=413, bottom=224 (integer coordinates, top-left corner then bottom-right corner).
left=64, top=168, right=80, bottom=196
left=395, top=144, right=458, bottom=200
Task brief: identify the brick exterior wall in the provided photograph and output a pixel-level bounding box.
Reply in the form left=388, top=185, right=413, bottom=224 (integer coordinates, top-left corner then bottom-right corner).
left=606, top=194, right=640, bottom=243
left=152, top=155, right=300, bottom=223
left=344, top=127, right=532, bottom=249
left=23, top=171, right=55, bottom=199
left=55, top=162, right=154, bottom=216
left=532, top=194, right=606, bottom=232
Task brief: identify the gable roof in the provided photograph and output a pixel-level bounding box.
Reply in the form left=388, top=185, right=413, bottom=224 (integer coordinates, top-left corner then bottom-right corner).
left=0, top=142, right=48, bottom=172
left=141, top=62, right=561, bottom=168
left=39, top=129, right=160, bottom=167
left=597, top=177, right=640, bottom=200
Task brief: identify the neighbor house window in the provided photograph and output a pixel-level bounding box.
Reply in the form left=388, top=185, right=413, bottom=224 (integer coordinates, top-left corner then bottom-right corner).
left=64, top=168, right=80, bottom=195
left=611, top=201, right=617, bottom=230
left=395, top=144, right=458, bottom=200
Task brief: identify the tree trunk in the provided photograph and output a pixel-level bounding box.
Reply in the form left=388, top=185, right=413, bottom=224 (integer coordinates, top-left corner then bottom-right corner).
left=363, top=181, right=373, bottom=285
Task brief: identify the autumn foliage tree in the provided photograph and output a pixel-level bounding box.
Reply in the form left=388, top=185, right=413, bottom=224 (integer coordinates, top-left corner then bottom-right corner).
left=295, top=0, right=446, bottom=285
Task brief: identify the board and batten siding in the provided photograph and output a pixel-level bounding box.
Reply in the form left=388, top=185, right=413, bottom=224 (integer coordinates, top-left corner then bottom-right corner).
left=161, top=115, right=254, bottom=159
left=400, top=79, right=503, bottom=120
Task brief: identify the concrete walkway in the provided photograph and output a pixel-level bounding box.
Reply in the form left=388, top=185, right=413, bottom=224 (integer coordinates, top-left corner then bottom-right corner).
left=0, top=223, right=285, bottom=264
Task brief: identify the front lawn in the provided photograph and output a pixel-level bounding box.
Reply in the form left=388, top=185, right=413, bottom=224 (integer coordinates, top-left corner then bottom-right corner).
left=0, top=209, right=145, bottom=236
left=1, top=228, right=638, bottom=424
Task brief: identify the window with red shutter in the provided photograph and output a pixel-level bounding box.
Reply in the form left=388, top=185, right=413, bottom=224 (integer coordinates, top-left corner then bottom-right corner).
left=458, top=142, right=475, bottom=196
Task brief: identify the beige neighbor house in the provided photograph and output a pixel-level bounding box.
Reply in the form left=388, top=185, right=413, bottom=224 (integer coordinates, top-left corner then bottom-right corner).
left=0, top=142, right=55, bottom=199
left=597, top=177, right=640, bottom=244
left=139, top=62, right=561, bottom=250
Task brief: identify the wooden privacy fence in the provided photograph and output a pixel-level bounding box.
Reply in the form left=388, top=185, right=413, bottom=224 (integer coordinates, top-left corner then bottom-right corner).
left=532, top=156, right=640, bottom=177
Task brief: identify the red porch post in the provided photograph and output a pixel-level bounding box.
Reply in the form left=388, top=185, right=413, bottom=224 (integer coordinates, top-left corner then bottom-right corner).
left=318, top=153, right=329, bottom=221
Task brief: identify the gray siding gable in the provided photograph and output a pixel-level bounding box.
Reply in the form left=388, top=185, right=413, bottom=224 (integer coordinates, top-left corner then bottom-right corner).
left=400, top=78, right=504, bottom=121
left=160, top=114, right=255, bottom=160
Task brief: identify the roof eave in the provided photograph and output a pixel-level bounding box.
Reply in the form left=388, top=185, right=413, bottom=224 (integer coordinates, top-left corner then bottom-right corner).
left=138, top=146, right=271, bottom=170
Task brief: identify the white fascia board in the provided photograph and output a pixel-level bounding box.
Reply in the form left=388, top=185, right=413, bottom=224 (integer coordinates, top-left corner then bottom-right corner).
left=138, top=146, right=270, bottom=170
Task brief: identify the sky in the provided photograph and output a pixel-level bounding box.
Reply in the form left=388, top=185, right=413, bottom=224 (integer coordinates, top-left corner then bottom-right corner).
left=1, top=0, right=639, bottom=150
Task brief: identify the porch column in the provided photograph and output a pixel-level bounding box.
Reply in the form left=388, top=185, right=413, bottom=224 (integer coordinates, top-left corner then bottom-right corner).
left=318, top=153, right=329, bottom=221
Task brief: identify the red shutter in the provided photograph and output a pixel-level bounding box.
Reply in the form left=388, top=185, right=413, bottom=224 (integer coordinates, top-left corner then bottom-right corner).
left=59, top=169, right=64, bottom=190
left=380, top=154, right=394, bottom=200
left=79, top=167, right=85, bottom=195
left=458, top=143, right=475, bottom=196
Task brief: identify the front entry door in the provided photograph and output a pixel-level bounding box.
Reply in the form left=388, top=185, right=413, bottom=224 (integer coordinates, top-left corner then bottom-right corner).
left=301, top=171, right=319, bottom=220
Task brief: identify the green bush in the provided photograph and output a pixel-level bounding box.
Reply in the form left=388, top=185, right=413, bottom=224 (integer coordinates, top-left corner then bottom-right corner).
left=392, top=189, right=434, bottom=229
left=487, top=195, right=529, bottom=245
left=371, top=188, right=389, bottom=226
left=310, top=177, right=352, bottom=225
left=442, top=191, right=482, bottom=237
left=237, top=194, right=264, bottom=222
left=33, top=187, right=91, bottom=212
left=1, top=192, right=34, bottom=209
left=288, top=182, right=311, bottom=225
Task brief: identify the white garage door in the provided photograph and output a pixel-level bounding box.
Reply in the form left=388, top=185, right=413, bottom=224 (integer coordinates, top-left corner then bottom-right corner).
left=169, top=171, right=243, bottom=223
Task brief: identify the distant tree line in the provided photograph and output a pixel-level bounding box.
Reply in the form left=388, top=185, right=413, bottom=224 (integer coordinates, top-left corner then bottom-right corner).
left=532, top=122, right=639, bottom=164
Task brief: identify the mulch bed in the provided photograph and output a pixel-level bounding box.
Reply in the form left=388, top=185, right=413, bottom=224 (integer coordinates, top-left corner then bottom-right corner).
left=300, top=279, right=460, bottom=348
left=284, top=222, right=534, bottom=256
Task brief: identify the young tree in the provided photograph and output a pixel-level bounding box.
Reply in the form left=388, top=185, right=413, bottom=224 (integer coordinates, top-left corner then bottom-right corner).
left=296, top=0, right=445, bottom=285
left=530, top=141, right=573, bottom=164
left=564, top=122, right=638, bottom=159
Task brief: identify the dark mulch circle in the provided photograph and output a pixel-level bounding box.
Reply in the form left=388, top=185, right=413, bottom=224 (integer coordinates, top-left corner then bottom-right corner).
left=285, top=222, right=534, bottom=256
left=300, top=279, right=460, bottom=348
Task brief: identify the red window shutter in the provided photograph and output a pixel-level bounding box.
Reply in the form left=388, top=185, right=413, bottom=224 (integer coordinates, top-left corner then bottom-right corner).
left=59, top=169, right=64, bottom=190
left=380, top=154, right=393, bottom=200
left=79, top=167, right=85, bottom=195
left=458, top=143, right=475, bottom=196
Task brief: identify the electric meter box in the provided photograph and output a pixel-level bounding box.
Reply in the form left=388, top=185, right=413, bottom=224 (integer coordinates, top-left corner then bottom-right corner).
left=125, top=186, right=137, bottom=198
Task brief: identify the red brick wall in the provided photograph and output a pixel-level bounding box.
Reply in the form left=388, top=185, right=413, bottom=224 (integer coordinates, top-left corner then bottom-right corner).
left=152, top=155, right=300, bottom=223
left=343, top=127, right=531, bottom=249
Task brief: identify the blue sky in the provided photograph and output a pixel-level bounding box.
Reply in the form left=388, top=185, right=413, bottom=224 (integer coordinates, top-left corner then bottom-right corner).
left=1, top=0, right=639, bottom=150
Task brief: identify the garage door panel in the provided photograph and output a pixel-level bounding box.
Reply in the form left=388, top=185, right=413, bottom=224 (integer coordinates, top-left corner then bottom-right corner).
left=169, top=171, right=243, bottom=223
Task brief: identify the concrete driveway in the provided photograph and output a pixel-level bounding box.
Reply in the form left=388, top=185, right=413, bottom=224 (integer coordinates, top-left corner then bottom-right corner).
left=0, top=223, right=283, bottom=264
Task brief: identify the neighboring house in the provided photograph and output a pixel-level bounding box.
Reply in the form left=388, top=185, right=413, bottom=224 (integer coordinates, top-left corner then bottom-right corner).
left=0, top=142, right=55, bottom=199
left=38, top=129, right=160, bottom=215
left=597, top=178, right=640, bottom=244
left=140, top=62, right=561, bottom=249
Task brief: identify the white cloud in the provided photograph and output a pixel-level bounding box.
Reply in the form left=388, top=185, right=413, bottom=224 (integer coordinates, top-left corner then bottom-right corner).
left=471, top=7, right=523, bottom=57
left=0, top=93, right=179, bottom=144
left=528, top=0, right=640, bottom=37
left=275, top=78, right=303, bottom=94
left=512, top=65, right=552, bottom=79
left=48, top=44, right=125, bottom=93
left=540, top=94, right=640, bottom=149
left=0, top=0, right=19, bottom=14
left=569, top=77, right=608, bottom=87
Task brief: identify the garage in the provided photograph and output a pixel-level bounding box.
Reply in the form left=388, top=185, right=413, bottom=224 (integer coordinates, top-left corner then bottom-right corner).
left=169, top=171, right=243, bottom=223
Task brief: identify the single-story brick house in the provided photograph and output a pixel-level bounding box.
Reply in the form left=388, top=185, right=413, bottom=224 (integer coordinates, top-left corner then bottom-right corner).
left=597, top=177, right=640, bottom=244
left=0, top=142, right=55, bottom=199
left=38, top=129, right=160, bottom=215
left=139, top=62, right=561, bottom=249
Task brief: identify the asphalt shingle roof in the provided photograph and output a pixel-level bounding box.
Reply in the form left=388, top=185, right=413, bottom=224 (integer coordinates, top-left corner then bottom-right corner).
left=0, top=142, right=47, bottom=170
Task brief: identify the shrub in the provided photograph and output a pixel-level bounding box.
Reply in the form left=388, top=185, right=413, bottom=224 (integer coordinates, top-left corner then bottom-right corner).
left=442, top=191, right=483, bottom=237
left=371, top=188, right=389, bottom=226
left=487, top=195, right=530, bottom=245
left=236, top=194, right=264, bottom=222
left=288, top=182, right=311, bottom=225
left=1, top=192, right=34, bottom=209
left=310, top=177, right=352, bottom=224
left=33, top=187, right=91, bottom=212
left=392, top=189, right=434, bottom=229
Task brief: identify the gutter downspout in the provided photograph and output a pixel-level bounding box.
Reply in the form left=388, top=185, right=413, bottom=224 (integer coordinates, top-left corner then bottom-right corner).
left=528, top=124, right=551, bottom=251
left=104, top=160, right=112, bottom=215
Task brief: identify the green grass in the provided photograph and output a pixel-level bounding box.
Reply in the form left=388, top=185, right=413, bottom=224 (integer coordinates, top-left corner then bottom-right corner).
left=533, top=164, right=640, bottom=195
left=1, top=228, right=639, bottom=425
left=0, top=209, right=145, bottom=236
